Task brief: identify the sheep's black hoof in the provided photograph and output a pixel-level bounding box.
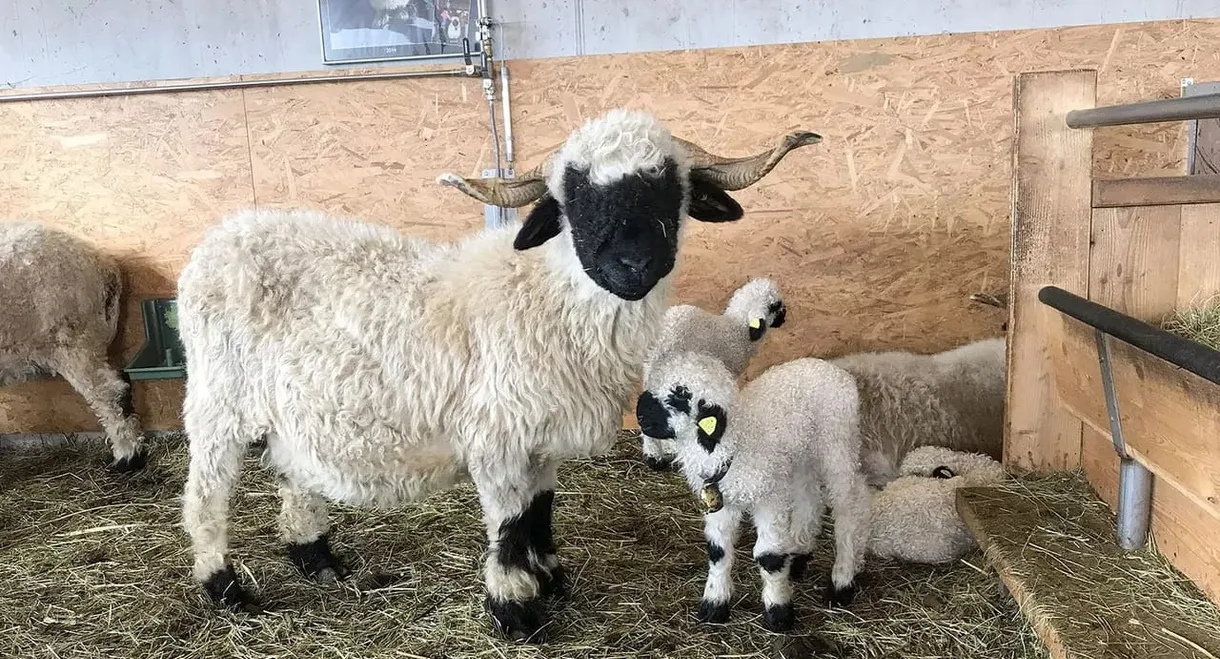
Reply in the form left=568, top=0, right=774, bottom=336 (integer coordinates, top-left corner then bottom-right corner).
left=109, top=447, right=147, bottom=473
left=697, top=599, right=730, bottom=624
left=763, top=603, right=796, bottom=632
left=643, top=454, right=673, bottom=471
left=203, top=565, right=264, bottom=615
left=824, top=580, right=859, bottom=608
left=486, top=596, right=548, bottom=643
left=287, top=534, right=350, bottom=583
left=539, top=562, right=567, bottom=599
left=789, top=553, right=812, bottom=581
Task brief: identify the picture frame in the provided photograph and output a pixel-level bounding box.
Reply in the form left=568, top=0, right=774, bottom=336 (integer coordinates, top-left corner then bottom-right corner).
left=317, top=0, right=482, bottom=65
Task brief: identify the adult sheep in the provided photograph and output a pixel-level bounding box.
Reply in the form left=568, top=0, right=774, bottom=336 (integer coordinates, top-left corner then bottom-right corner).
left=177, top=108, right=820, bottom=642
left=0, top=221, right=144, bottom=471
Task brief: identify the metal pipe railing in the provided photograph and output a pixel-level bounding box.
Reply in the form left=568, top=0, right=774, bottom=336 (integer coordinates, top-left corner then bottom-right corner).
left=1066, top=92, right=1220, bottom=128
left=0, top=66, right=481, bottom=104
left=1037, top=286, right=1220, bottom=385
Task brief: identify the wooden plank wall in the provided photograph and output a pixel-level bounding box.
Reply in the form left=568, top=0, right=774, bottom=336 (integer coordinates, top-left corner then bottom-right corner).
left=2, top=19, right=1220, bottom=433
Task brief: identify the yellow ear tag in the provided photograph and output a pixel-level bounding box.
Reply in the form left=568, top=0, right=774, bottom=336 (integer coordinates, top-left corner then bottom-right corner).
left=698, top=416, right=718, bottom=436
left=749, top=318, right=762, bottom=329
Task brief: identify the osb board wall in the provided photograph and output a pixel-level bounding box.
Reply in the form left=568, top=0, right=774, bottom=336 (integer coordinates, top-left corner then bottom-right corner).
left=2, top=19, right=1219, bottom=433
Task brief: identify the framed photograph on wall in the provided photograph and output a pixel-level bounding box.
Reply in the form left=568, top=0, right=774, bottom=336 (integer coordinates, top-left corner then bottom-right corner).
left=318, top=0, right=481, bottom=65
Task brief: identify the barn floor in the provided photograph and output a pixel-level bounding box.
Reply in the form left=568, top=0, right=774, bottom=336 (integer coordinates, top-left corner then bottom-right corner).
left=0, top=432, right=1048, bottom=659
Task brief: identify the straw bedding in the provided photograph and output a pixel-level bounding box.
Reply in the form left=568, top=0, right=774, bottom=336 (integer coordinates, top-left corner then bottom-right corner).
left=0, top=431, right=1048, bottom=659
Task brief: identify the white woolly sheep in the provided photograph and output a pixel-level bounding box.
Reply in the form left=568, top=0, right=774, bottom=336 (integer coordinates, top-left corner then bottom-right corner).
left=640, top=336, right=1007, bottom=489
left=639, top=277, right=786, bottom=471
left=0, top=221, right=144, bottom=471
left=636, top=350, right=871, bottom=632
left=176, top=108, right=821, bottom=642
left=868, top=445, right=1008, bottom=564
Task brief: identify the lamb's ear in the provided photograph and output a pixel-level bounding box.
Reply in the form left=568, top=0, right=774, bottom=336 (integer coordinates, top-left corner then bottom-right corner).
left=747, top=318, right=766, bottom=342
left=694, top=401, right=727, bottom=453
left=768, top=301, right=787, bottom=328
left=931, top=466, right=956, bottom=479
left=687, top=177, right=743, bottom=223
left=513, top=194, right=563, bottom=250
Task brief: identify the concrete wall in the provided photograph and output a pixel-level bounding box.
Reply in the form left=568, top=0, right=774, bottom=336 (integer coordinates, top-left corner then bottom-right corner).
left=3, top=0, right=1219, bottom=89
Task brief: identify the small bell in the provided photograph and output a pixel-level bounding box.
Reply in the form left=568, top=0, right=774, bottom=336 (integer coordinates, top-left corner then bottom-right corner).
left=700, top=482, right=724, bottom=513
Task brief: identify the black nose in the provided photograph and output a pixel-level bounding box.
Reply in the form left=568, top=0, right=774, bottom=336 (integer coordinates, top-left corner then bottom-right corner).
left=617, top=254, right=653, bottom=275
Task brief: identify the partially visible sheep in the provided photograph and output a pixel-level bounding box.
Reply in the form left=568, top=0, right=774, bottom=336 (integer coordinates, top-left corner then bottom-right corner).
left=636, top=351, right=870, bottom=632
left=0, top=222, right=144, bottom=471
left=831, top=337, right=1006, bottom=488
left=868, top=446, right=1008, bottom=564
left=639, top=277, right=786, bottom=470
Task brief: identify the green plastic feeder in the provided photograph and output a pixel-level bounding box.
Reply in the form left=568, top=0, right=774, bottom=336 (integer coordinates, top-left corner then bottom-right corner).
left=123, top=298, right=186, bottom=381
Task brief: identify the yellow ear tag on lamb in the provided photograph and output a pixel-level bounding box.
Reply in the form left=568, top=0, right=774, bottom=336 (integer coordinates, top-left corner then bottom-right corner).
left=749, top=318, right=762, bottom=329
left=698, top=416, right=718, bottom=436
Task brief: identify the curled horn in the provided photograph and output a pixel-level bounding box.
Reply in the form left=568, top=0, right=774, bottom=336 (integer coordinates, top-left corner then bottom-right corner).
left=677, top=131, right=823, bottom=191
left=436, top=153, right=556, bottom=208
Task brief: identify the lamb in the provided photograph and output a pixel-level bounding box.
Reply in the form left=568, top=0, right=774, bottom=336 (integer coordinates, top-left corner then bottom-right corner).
left=868, top=445, right=1008, bottom=564
left=635, top=350, right=871, bottom=632
left=638, top=336, right=1006, bottom=489
left=176, top=108, right=820, bottom=642
left=0, top=221, right=144, bottom=472
left=639, top=277, right=786, bottom=471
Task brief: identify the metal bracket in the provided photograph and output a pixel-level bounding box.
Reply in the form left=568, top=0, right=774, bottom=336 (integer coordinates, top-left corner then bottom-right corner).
left=1094, top=328, right=1153, bottom=551
left=1094, top=329, right=1129, bottom=458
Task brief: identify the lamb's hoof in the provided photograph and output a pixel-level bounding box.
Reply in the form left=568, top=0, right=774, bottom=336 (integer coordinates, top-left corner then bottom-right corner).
left=789, top=553, right=812, bottom=581
left=540, top=563, right=568, bottom=599
left=109, top=447, right=147, bottom=473
left=486, top=596, right=548, bottom=643
left=763, top=603, right=795, bottom=632
left=697, top=598, right=730, bottom=624
left=203, top=566, right=264, bottom=615
left=824, top=580, right=859, bottom=608
left=287, top=534, right=351, bottom=583
left=643, top=455, right=673, bottom=471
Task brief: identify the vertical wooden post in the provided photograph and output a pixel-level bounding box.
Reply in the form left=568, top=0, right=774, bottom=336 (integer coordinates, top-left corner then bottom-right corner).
left=1006, top=70, right=1097, bottom=473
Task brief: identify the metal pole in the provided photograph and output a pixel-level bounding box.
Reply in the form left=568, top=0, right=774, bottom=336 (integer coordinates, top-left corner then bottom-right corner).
left=0, top=67, right=480, bottom=104
left=1066, top=92, right=1220, bottom=128
left=1094, top=329, right=1152, bottom=551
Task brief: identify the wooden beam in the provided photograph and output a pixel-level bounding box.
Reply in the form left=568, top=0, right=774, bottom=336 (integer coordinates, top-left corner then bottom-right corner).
left=1006, top=69, right=1095, bottom=472
left=1093, top=174, right=1220, bottom=208
left=1177, top=203, right=1220, bottom=308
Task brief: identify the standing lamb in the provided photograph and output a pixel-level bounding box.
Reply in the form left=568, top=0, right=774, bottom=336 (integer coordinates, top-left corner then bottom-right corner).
left=0, top=221, right=144, bottom=471
left=868, top=445, right=1008, bottom=564
left=636, top=350, right=871, bottom=632
left=638, top=336, right=1006, bottom=488
left=640, top=277, right=786, bottom=471
left=176, top=108, right=820, bottom=642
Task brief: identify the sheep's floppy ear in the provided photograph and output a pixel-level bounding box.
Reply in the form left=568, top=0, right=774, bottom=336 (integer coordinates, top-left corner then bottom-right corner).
left=768, top=301, right=787, bottom=328
left=694, top=401, right=727, bottom=453
left=748, top=319, right=766, bottom=342
left=513, top=194, right=563, bottom=250
left=687, top=177, right=743, bottom=223
left=932, top=466, right=955, bottom=479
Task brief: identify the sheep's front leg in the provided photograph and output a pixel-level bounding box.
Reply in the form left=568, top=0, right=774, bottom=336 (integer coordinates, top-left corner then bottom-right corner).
left=698, top=505, right=742, bottom=624
left=470, top=455, right=555, bottom=643
left=54, top=350, right=145, bottom=472
left=640, top=434, right=678, bottom=471
left=278, top=478, right=349, bottom=583
left=752, top=502, right=798, bottom=632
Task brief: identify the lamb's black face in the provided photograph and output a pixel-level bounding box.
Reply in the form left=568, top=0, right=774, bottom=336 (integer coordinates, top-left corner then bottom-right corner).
left=562, top=161, right=683, bottom=301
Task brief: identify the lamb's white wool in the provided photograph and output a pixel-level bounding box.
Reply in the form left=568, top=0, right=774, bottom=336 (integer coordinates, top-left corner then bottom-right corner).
left=637, top=351, right=871, bottom=632
left=639, top=278, right=785, bottom=469
left=0, top=221, right=144, bottom=470
left=832, top=337, right=1007, bottom=487
left=177, top=108, right=816, bottom=643
left=868, top=446, right=1008, bottom=564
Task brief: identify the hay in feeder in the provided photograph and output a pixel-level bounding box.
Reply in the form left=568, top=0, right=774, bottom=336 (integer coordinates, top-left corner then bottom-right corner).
left=0, top=432, right=1047, bottom=659
left=1162, top=296, right=1220, bottom=352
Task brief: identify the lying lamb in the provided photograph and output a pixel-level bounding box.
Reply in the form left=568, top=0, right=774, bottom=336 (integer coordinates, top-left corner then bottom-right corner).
left=640, top=336, right=1006, bottom=489
left=0, top=221, right=144, bottom=471
left=640, top=277, right=786, bottom=471
left=868, top=445, right=1008, bottom=564
left=636, top=350, right=871, bottom=632
left=177, top=108, right=820, bottom=642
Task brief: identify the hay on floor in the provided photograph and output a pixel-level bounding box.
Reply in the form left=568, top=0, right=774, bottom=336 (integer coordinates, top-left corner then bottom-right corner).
left=0, top=431, right=1045, bottom=659
left=1162, top=297, right=1220, bottom=352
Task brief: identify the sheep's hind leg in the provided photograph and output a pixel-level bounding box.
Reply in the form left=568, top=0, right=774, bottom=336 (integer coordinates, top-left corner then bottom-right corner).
left=471, top=456, right=555, bottom=643
left=823, top=471, right=871, bottom=608
left=698, top=505, right=743, bottom=624
left=788, top=481, right=826, bottom=584
left=54, top=350, right=145, bottom=472
left=753, top=502, right=799, bottom=632
left=278, top=478, right=349, bottom=583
